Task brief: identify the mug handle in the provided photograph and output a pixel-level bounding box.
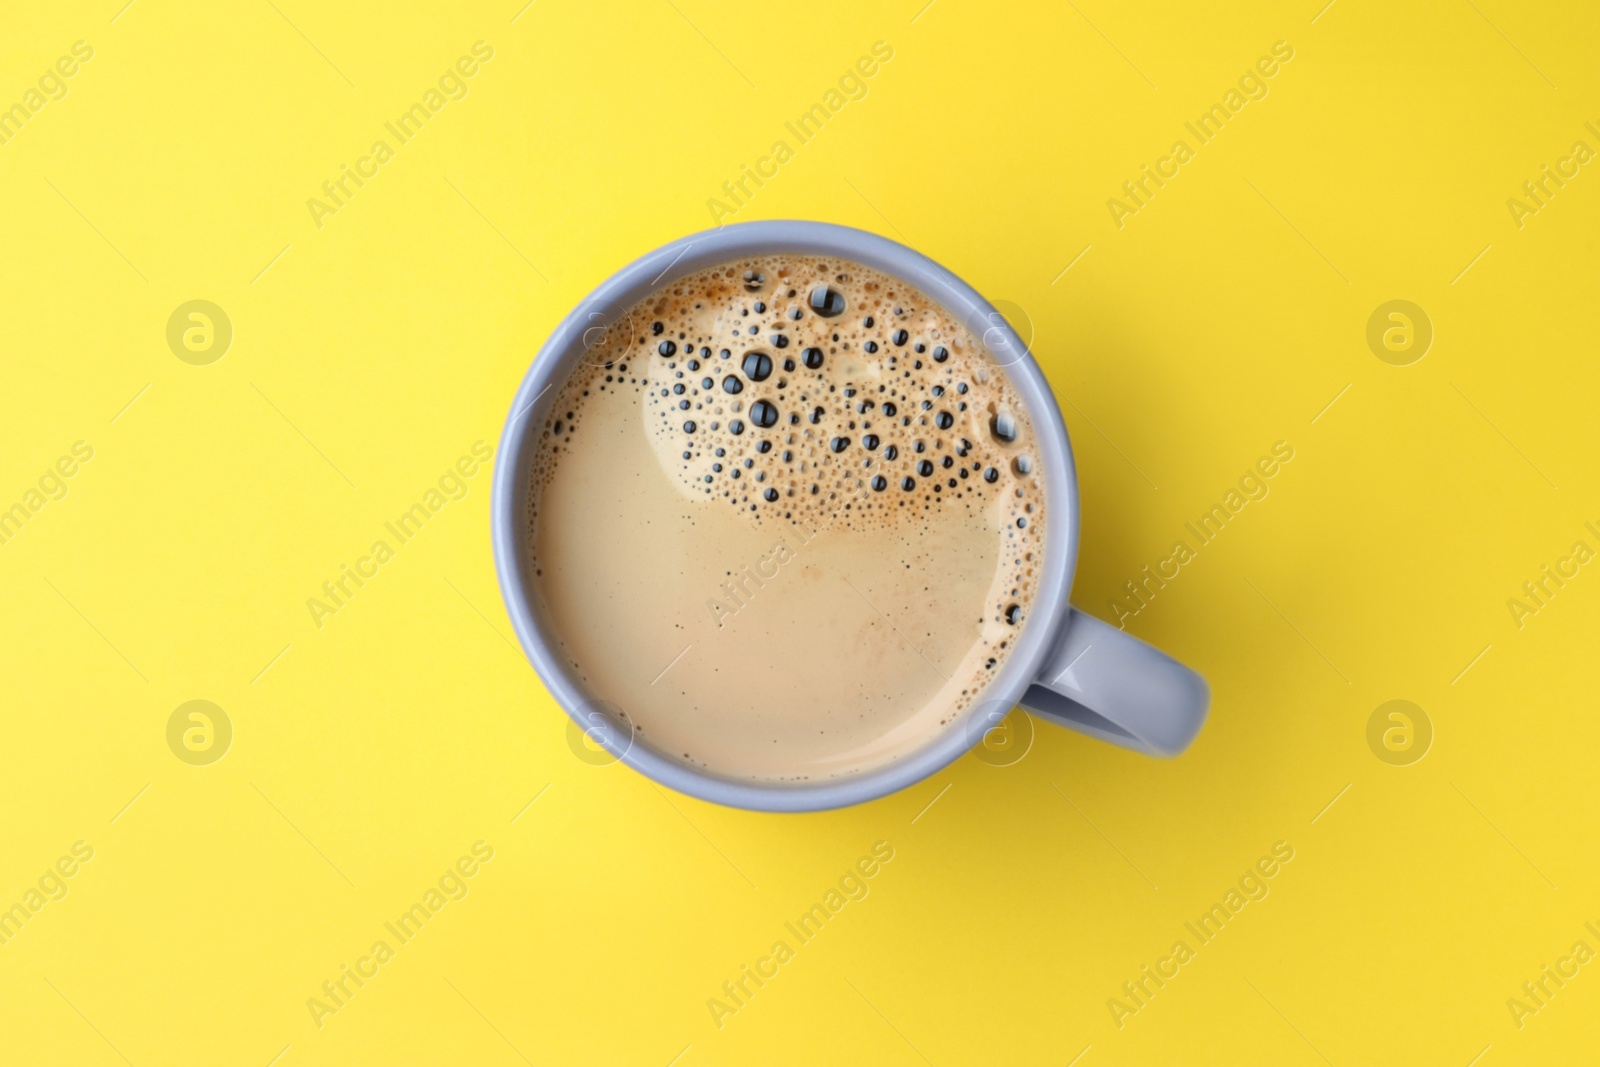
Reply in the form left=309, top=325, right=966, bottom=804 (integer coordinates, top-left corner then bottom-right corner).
left=1018, top=608, right=1209, bottom=757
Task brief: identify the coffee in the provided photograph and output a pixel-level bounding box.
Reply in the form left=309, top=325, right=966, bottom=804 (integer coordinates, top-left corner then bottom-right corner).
left=526, top=255, right=1045, bottom=781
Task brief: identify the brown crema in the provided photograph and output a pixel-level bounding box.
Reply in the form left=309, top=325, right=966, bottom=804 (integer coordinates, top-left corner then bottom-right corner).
left=527, top=255, right=1045, bottom=782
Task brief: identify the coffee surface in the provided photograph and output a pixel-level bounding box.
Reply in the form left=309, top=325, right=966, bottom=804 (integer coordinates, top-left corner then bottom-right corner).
left=527, top=255, right=1045, bottom=781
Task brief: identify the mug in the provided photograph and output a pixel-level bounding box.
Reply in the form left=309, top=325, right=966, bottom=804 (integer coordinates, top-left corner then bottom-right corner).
left=491, top=220, right=1209, bottom=812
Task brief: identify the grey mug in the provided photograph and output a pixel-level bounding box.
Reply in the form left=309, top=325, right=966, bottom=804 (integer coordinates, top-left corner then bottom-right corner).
left=491, top=220, right=1209, bottom=812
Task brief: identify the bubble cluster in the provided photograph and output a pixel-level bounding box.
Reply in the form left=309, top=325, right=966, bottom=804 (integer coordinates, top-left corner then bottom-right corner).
left=537, top=257, right=1040, bottom=533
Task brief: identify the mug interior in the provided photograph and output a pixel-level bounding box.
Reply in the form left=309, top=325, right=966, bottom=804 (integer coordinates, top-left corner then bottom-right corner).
left=491, top=221, right=1080, bottom=811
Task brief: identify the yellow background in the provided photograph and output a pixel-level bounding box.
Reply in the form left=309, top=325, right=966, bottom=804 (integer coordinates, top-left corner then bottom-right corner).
left=3, top=0, right=1598, bottom=1063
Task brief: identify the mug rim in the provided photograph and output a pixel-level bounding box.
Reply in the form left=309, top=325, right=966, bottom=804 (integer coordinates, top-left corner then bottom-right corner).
left=490, top=220, right=1080, bottom=811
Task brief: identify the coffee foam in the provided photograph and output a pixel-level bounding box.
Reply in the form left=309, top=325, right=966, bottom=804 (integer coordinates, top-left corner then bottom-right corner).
left=526, top=255, right=1046, bottom=781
